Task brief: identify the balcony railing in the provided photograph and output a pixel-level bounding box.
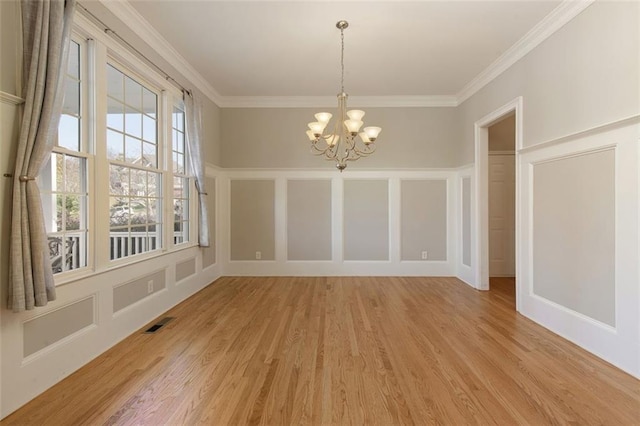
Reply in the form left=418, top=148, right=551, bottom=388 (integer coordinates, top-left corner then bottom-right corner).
left=49, top=231, right=186, bottom=273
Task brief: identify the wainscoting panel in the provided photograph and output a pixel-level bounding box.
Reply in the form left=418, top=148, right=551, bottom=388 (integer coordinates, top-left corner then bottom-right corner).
left=287, top=179, right=332, bottom=261
left=176, top=258, right=197, bottom=282
left=229, top=179, right=275, bottom=261
left=113, top=269, right=166, bottom=313
left=343, top=179, right=390, bottom=261
left=23, top=296, right=95, bottom=358
left=518, top=118, right=639, bottom=378
left=532, top=149, right=615, bottom=326
left=400, top=179, right=447, bottom=261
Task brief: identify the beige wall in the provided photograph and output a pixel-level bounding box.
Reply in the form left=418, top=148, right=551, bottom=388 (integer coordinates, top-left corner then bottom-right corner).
left=200, top=94, right=222, bottom=166
left=221, top=107, right=458, bottom=169
left=0, top=0, right=19, bottom=95
left=0, top=0, right=22, bottom=321
left=457, top=1, right=639, bottom=164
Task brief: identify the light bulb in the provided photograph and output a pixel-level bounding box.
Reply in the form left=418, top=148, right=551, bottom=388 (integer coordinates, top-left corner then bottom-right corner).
left=308, top=121, right=326, bottom=136
left=344, top=120, right=363, bottom=134
left=364, top=126, right=381, bottom=141
left=347, top=110, right=365, bottom=121
left=359, top=132, right=372, bottom=144
left=314, top=112, right=332, bottom=124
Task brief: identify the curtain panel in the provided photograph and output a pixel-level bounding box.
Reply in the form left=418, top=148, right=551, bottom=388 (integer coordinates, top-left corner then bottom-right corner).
left=8, top=0, right=76, bottom=312
left=184, top=91, right=210, bottom=247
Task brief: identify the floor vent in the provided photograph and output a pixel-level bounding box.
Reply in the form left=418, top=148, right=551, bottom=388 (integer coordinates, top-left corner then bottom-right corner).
left=144, top=317, right=175, bottom=334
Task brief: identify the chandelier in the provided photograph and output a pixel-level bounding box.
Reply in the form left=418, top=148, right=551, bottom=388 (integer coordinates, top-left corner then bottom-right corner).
left=305, top=20, right=382, bottom=171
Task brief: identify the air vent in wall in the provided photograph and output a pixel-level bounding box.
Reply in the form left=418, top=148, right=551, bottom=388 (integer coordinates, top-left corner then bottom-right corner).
left=144, top=317, right=175, bottom=334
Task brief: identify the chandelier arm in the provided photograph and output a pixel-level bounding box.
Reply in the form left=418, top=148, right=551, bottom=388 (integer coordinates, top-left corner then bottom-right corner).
left=352, top=142, right=377, bottom=156
left=345, top=142, right=376, bottom=161
left=344, top=153, right=363, bottom=163
left=310, top=142, right=337, bottom=158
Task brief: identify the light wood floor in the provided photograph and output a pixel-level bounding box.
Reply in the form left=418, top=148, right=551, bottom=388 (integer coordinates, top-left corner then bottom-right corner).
left=3, top=277, right=639, bottom=425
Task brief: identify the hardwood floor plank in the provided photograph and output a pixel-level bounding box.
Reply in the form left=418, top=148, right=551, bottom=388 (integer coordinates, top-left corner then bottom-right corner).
left=2, top=276, right=639, bottom=425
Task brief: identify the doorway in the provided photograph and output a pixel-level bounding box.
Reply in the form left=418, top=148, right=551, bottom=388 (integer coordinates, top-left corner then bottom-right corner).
left=473, top=97, right=522, bottom=311
left=488, top=114, right=516, bottom=306
left=488, top=114, right=515, bottom=277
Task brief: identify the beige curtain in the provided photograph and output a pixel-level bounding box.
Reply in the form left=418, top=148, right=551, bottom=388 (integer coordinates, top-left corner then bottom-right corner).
left=184, top=90, right=210, bottom=247
left=8, top=0, right=76, bottom=312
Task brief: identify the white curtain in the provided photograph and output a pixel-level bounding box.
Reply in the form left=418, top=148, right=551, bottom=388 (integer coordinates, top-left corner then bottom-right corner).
left=8, top=0, right=76, bottom=312
left=183, top=90, right=210, bottom=247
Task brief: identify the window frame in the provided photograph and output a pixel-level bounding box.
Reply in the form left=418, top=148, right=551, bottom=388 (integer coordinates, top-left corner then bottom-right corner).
left=104, top=58, right=164, bottom=263
left=44, top=33, right=93, bottom=283
left=170, top=101, right=196, bottom=248
left=50, top=13, right=199, bottom=286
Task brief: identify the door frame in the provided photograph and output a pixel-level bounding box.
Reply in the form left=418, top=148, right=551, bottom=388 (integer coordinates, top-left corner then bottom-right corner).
left=473, top=97, right=522, bottom=309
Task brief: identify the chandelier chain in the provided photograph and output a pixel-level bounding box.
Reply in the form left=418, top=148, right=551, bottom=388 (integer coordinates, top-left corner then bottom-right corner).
left=340, top=27, right=345, bottom=94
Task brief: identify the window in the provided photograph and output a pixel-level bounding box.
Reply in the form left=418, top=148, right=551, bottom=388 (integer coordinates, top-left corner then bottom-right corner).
left=106, top=64, right=162, bottom=260
left=40, top=39, right=89, bottom=274
left=43, top=23, right=197, bottom=280
left=172, top=105, right=190, bottom=245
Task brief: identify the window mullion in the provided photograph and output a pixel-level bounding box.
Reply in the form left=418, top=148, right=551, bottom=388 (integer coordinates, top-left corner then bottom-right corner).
left=93, top=41, right=111, bottom=270
left=161, top=91, right=173, bottom=251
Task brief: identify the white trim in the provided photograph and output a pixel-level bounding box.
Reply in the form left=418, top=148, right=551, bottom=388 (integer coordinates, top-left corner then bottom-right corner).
left=473, top=97, right=523, bottom=296
left=456, top=0, right=595, bottom=104
left=529, top=293, right=617, bottom=333
left=97, top=0, right=223, bottom=106
left=219, top=95, right=458, bottom=108
left=519, top=114, right=640, bottom=154
left=0, top=91, right=24, bottom=105
left=456, top=166, right=474, bottom=286
left=217, top=167, right=459, bottom=176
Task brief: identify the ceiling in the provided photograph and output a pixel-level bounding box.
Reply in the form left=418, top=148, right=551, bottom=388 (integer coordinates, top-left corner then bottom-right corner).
left=100, top=1, right=563, bottom=104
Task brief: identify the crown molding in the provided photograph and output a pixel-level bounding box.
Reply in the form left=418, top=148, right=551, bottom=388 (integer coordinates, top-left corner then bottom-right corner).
left=456, top=0, right=595, bottom=104
left=100, top=0, right=593, bottom=109
left=0, top=91, right=25, bottom=106
left=98, top=0, right=224, bottom=106
left=218, top=95, right=458, bottom=108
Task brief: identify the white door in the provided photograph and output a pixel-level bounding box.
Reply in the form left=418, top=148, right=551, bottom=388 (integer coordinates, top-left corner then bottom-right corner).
left=489, top=154, right=515, bottom=276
